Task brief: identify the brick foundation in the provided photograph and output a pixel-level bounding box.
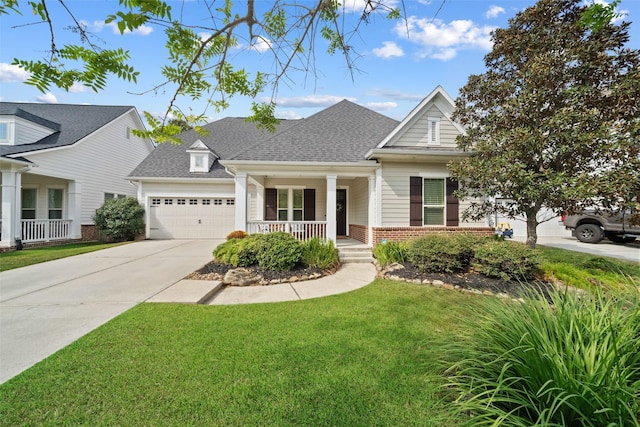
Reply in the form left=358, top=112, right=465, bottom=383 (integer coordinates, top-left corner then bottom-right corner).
left=81, top=225, right=100, bottom=241
left=348, top=224, right=368, bottom=244
left=371, top=226, right=494, bottom=246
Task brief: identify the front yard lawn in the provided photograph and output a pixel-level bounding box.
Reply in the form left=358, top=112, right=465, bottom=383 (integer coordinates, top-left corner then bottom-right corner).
left=0, top=242, right=127, bottom=272
left=0, top=280, right=482, bottom=426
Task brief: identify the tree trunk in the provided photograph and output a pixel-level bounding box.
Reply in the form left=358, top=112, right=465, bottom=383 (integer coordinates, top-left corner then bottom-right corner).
left=525, top=214, right=538, bottom=249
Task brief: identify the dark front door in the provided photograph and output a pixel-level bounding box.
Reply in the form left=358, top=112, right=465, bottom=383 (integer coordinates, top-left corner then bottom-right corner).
left=336, top=189, right=347, bottom=236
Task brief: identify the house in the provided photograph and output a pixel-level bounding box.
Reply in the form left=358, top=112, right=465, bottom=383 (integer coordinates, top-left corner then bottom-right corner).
left=0, top=103, right=155, bottom=249
left=129, top=86, right=492, bottom=246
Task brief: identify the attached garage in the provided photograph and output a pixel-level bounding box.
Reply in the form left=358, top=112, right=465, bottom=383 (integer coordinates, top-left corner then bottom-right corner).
left=148, top=197, right=235, bottom=239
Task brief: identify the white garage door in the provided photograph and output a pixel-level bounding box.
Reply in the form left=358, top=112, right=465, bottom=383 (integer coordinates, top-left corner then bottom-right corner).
left=149, top=197, right=235, bottom=239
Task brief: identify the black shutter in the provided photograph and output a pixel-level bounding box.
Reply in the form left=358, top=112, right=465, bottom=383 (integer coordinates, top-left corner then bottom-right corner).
left=446, top=178, right=459, bottom=226
left=265, top=188, right=277, bottom=221
left=410, top=176, right=423, bottom=226
left=304, top=189, right=315, bottom=221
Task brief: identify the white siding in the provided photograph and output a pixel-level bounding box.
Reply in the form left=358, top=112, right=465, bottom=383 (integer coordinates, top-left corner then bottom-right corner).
left=388, top=105, right=459, bottom=149
left=22, top=110, right=153, bottom=224
left=380, top=161, right=486, bottom=227
left=346, top=177, right=369, bottom=225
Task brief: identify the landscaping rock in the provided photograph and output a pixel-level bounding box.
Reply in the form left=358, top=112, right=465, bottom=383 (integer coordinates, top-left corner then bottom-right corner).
left=223, top=268, right=262, bottom=286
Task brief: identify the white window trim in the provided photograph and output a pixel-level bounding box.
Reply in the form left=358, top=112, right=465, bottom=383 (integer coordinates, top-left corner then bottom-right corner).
left=427, top=116, right=440, bottom=146
left=0, top=121, right=15, bottom=145
left=189, top=153, right=209, bottom=173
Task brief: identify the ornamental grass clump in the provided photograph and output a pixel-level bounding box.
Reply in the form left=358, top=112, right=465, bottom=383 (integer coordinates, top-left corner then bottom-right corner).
left=447, top=288, right=640, bottom=426
left=301, top=238, right=339, bottom=269
left=373, top=241, right=408, bottom=267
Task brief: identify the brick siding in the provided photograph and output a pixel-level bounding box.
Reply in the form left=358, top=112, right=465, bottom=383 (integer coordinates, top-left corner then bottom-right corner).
left=372, top=226, right=494, bottom=246
left=348, top=224, right=368, bottom=244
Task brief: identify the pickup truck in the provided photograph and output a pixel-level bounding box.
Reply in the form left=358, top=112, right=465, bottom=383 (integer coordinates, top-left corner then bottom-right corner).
left=561, top=210, right=640, bottom=244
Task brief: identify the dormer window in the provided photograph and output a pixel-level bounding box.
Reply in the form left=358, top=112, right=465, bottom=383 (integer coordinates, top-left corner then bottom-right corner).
left=0, top=121, right=15, bottom=145
left=187, top=139, right=218, bottom=173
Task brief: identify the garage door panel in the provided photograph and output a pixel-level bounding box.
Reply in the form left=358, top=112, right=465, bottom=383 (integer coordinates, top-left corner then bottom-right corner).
left=149, top=197, right=235, bottom=239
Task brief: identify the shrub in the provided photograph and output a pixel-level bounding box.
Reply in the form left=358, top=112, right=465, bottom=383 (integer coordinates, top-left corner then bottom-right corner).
left=226, top=230, right=248, bottom=240
left=301, top=238, right=339, bottom=269
left=473, top=240, right=541, bottom=282
left=213, top=239, right=242, bottom=266
left=448, top=289, right=640, bottom=426
left=235, top=234, right=265, bottom=267
left=93, top=197, right=145, bottom=242
left=373, top=241, right=408, bottom=267
left=408, top=234, right=473, bottom=273
left=255, top=232, right=302, bottom=271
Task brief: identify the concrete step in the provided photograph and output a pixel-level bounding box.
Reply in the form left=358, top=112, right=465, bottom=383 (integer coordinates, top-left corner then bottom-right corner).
left=337, top=245, right=374, bottom=264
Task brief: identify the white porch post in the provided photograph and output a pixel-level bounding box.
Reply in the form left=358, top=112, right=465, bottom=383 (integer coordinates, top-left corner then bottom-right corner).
left=326, top=174, right=337, bottom=244
left=67, top=181, right=82, bottom=239
left=368, top=174, right=376, bottom=247
left=234, top=173, right=248, bottom=231
left=375, top=168, right=382, bottom=232
left=1, top=170, right=19, bottom=248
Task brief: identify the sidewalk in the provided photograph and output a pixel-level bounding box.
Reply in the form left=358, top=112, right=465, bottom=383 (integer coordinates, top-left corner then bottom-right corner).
left=147, top=263, right=377, bottom=305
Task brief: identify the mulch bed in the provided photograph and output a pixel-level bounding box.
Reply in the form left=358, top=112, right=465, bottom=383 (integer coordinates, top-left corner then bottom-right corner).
left=379, top=262, right=557, bottom=300
left=185, top=261, right=336, bottom=285
left=187, top=260, right=557, bottom=299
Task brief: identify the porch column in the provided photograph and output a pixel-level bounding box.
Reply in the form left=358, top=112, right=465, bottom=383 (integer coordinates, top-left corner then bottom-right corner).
left=368, top=174, right=376, bottom=246
left=375, top=168, right=383, bottom=229
left=67, top=181, right=82, bottom=239
left=1, top=170, right=19, bottom=248
left=234, top=173, right=248, bottom=231
left=326, top=174, right=337, bottom=244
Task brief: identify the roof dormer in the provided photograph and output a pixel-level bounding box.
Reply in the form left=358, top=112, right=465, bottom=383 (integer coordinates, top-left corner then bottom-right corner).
left=187, top=139, right=218, bottom=173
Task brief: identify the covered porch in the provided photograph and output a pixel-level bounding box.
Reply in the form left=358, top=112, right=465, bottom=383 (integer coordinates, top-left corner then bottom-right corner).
left=223, top=161, right=381, bottom=246
left=1, top=160, right=81, bottom=248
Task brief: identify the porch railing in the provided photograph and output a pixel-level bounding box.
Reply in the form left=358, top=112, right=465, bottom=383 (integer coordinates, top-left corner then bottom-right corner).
left=21, top=219, right=72, bottom=243
left=247, top=221, right=327, bottom=241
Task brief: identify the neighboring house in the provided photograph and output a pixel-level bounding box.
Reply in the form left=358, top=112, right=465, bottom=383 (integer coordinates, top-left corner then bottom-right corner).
left=0, top=103, right=155, bottom=249
left=129, top=86, right=491, bottom=246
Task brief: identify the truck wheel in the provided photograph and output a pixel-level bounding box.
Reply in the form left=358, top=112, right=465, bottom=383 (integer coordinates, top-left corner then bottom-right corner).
left=575, top=224, right=604, bottom=243
left=606, top=233, right=636, bottom=244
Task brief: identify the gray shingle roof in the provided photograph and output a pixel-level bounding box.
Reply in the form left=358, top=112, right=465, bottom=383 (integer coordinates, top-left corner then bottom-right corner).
left=231, top=100, right=399, bottom=162
left=128, top=117, right=300, bottom=179
left=0, top=102, right=133, bottom=157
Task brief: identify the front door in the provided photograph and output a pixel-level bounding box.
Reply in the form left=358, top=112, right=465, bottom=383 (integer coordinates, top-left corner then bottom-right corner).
left=336, top=189, right=347, bottom=236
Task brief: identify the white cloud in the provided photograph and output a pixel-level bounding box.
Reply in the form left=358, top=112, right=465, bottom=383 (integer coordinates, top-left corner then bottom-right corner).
left=36, top=92, right=58, bottom=103
left=340, top=0, right=400, bottom=13
left=365, top=101, right=398, bottom=111
left=395, top=17, right=495, bottom=61
left=485, top=5, right=505, bottom=19
left=69, top=82, right=90, bottom=93
left=372, top=41, right=404, bottom=59
left=588, top=0, right=629, bottom=23
left=273, top=94, right=356, bottom=108
left=250, top=37, right=272, bottom=53
left=275, top=110, right=302, bottom=120
left=363, top=88, right=424, bottom=101
left=82, top=19, right=153, bottom=35
left=0, top=63, right=29, bottom=83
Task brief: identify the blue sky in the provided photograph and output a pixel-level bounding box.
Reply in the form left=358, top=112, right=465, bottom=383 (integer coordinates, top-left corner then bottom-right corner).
left=1, top=0, right=638, bottom=123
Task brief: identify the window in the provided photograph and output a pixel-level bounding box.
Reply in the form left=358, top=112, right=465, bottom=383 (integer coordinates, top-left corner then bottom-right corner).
left=104, top=193, right=127, bottom=202
left=226, top=199, right=235, bottom=206
left=21, top=188, right=37, bottom=219
left=423, top=178, right=445, bottom=225
left=48, top=189, right=63, bottom=219
left=214, top=199, right=222, bottom=205
left=152, top=198, right=161, bottom=206
left=277, top=189, right=303, bottom=221
left=177, top=199, right=186, bottom=205
left=427, top=117, right=440, bottom=145
left=189, top=199, right=198, bottom=205
left=0, top=123, right=8, bottom=141
left=202, top=199, right=211, bottom=205
left=126, top=127, right=131, bottom=139
left=164, top=199, right=173, bottom=205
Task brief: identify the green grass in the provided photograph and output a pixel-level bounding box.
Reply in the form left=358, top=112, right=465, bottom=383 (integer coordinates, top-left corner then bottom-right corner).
left=537, top=245, right=640, bottom=291
left=0, top=242, right=128, bottom=272
left=0, top=280, right=484, bottom=426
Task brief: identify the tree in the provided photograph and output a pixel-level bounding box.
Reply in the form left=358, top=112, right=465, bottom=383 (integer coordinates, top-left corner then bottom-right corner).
left=1, top=0, right=400, bottom=141
left=449, top=0, right=640, bottom=248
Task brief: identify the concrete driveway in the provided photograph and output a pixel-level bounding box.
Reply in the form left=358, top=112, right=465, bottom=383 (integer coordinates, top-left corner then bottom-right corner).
left=0, top=239, right=221, bottom=384
left=531, top=236, right=640, bottom=263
